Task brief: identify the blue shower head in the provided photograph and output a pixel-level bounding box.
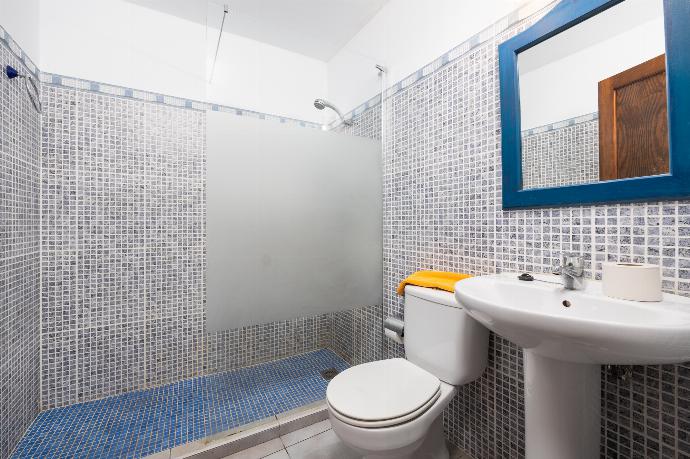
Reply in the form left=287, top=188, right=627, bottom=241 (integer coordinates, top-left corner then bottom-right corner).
left=5, top=65, right=20, bottom=79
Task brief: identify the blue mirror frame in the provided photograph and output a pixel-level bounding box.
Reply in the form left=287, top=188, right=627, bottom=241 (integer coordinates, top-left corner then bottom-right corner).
left=499, top=0, right=690, bottom=209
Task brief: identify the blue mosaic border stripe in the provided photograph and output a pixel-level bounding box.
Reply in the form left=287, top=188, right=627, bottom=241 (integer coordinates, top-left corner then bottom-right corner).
left=39, top=72, right=323, bottom=129
left=330, top=0, right=558, bottom=129
left=0, top=23, right=321, bottom=130
left=522, top=112, right=599, bottom=136
left=12, top=349, right=348, bottom=459
left=3, top=1, right=555, bottom=132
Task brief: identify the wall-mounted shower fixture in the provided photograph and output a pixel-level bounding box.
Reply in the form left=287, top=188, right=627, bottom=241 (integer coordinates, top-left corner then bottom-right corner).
left=209, top=4, right=229, bottom=84
left=375, top=64, right=386, bottom=75
left=5, top=65, right=41, bottom=113
left=314, top=98, right=352, bottom=126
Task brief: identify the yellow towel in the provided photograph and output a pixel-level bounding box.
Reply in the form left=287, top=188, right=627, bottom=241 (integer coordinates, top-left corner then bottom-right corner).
left=396, top=270, right=473, bottom=296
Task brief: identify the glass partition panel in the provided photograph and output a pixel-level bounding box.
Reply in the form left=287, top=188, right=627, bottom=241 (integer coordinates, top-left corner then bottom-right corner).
left=206, top=111, right=382, bottom=331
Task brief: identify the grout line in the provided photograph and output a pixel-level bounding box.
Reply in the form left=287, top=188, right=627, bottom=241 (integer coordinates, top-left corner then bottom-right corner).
left=285, top=427, right=333, bottom=450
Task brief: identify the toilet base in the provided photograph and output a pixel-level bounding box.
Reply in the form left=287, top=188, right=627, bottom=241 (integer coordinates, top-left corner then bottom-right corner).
left=361, top=416, right=449, bottom=459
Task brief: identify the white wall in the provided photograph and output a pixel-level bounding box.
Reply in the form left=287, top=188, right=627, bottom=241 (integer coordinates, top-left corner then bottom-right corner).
left=37, top=0, right=327, bottom=123
left=0, top=0, right=41, bottom=62
left=326, top=0, right=546, bottom=117
left=21, top=0, right=560, bottom=123
left=205, top=2, right=327, bottom=123
left=39, top=0, right=207, bottom=101
left=519, top=0, right=665, bottom=130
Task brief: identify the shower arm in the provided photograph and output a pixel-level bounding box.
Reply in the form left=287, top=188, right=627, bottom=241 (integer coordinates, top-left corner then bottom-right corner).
left=330, top=106, right=352, bottom=127
left=5, top=65, right=42, bottom=113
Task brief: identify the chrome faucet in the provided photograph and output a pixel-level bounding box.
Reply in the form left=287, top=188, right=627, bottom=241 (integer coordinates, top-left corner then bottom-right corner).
left=553, top=253, right=585, bottom=290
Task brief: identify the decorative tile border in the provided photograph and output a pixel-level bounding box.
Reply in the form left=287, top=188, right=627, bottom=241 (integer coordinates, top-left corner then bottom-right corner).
left=0, top=24, right=39, bottom=78
left=1, top=21, right=322, bottom=130
left=39, top=72, right=323, bottom=129
left=522, top=112, right=599, bottom=136
left=330, top=0, right=559, bottom=130
left=522, top=114, right=600, bottom=189
left=3, top=0, right=555, bottom=134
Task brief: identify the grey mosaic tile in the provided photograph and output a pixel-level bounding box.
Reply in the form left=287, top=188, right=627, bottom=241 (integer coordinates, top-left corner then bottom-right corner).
left=39, top=83, right=384, bottom=414
left=380, top=7, right=690, bottom=459
left=332, top=104, right=382, bottom=141
left=25, top=5, right=690, bottom=458
left=522, top=116, right=599, bottom=189
left=9, top=2, right=690, bottom=458
left=0, top=38, right=41, bottom=458
left=329, top=304, right=383, bottom=366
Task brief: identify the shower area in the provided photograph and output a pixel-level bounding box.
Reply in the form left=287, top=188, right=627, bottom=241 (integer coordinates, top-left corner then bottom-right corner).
left=1, top=1, right=388, bottom=457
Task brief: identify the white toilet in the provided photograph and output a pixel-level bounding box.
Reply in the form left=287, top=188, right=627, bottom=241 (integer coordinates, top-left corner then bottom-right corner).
left=327, top=285, right=489, bottom=459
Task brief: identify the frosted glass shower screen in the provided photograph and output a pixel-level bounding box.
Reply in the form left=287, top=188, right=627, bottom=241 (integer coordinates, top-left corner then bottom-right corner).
left=206, top=111, right=382, bottom=332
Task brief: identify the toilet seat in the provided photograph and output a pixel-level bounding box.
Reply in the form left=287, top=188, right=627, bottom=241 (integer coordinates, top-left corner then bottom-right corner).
left=326, top=358, right=441, bottom=428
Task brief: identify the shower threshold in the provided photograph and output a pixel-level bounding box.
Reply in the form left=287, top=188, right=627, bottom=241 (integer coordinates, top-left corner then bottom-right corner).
left=12, top=349, right=348, bottom=459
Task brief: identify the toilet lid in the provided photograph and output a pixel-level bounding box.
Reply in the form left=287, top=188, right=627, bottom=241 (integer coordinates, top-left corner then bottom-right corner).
left=326, top=358, right=441, bottom=423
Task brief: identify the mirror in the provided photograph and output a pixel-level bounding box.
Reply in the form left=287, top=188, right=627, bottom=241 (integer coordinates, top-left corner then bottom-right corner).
left=499, top=0, right=690, bottom=209
left=519, top=0, right=666, bottom=190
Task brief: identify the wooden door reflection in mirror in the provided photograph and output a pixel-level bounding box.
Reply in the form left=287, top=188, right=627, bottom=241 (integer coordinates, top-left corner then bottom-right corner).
left=598, top=54, right=669, bottom=180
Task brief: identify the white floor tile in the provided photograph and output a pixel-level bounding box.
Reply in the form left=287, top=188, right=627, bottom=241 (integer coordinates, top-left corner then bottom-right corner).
left=223, top=438, right=284, bottom=459
left=285, top=429, right=360, bottom=459
left=265, top=450, right=290, bottom=459
left=280, top=420, right=332, bottom=447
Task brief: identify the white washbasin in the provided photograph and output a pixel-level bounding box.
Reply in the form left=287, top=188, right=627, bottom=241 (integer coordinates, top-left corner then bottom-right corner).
left=455, top=272, right=690, bottom=459
left=454, top=272, right=690, bottom=364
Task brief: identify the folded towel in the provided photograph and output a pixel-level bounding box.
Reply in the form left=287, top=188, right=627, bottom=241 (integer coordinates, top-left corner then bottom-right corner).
left=396, top=270, right=473, bottom=295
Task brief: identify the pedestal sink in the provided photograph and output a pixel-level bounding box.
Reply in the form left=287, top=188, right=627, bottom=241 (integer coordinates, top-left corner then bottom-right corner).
left=455, top=273, right=690, bottom=459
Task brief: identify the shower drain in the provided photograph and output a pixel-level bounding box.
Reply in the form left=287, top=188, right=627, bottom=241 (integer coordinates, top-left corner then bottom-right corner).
left=320, top=368, right=340, bottom=381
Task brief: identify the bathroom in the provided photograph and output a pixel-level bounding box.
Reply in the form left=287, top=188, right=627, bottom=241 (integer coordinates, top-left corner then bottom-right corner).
left=1, top=0, right=689, bottom=458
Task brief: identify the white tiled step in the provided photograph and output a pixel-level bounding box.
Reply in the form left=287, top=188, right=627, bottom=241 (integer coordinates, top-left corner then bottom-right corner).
left=220, top=419, right=474, bottom=459
left=221, top=420, right=359, bottom=459
left=146, top=400, right=329, bottom=459
left=149, top=400, right=473, bottom=459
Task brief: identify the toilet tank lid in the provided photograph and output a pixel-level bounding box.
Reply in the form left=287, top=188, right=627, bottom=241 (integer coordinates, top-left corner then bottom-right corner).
left=405, top=285, right=461, bottom=308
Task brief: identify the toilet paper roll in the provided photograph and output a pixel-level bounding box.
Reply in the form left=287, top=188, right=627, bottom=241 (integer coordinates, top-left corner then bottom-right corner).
left=385, top=328, right=404, bottom=345
left=602, top=262, right=662, bottom=302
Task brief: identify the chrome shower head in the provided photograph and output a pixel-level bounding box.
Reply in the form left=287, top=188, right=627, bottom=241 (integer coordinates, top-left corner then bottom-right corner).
left=313, top=98, right=352, bottom=126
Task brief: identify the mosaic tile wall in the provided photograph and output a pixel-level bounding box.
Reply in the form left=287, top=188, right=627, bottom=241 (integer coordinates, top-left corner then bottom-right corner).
left=39, top=83, right=383, bottom=410
left=332, top=103, right=382, bottom=141
left=380, top=12, right=690, bottom=459
left=0, top=42, right=41, bottom=457
left=522, top=116, right=600, bottom=189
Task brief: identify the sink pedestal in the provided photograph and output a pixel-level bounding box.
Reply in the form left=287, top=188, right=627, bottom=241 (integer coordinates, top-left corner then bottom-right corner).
left=456, top=273, right=690, bottom=458
left=524, top=351, right=600, bottom=459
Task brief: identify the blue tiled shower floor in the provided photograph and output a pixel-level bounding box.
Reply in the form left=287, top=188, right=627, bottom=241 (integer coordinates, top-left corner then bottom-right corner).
left=12, top=349, right=348, bottom=459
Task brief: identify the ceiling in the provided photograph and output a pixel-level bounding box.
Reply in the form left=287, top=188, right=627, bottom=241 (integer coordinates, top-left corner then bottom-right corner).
left=128, top=0, right=390, bottom=61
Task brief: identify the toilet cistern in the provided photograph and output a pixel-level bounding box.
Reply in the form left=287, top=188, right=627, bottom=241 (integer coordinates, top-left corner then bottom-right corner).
left=326, top=285, right=489, bottom=459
